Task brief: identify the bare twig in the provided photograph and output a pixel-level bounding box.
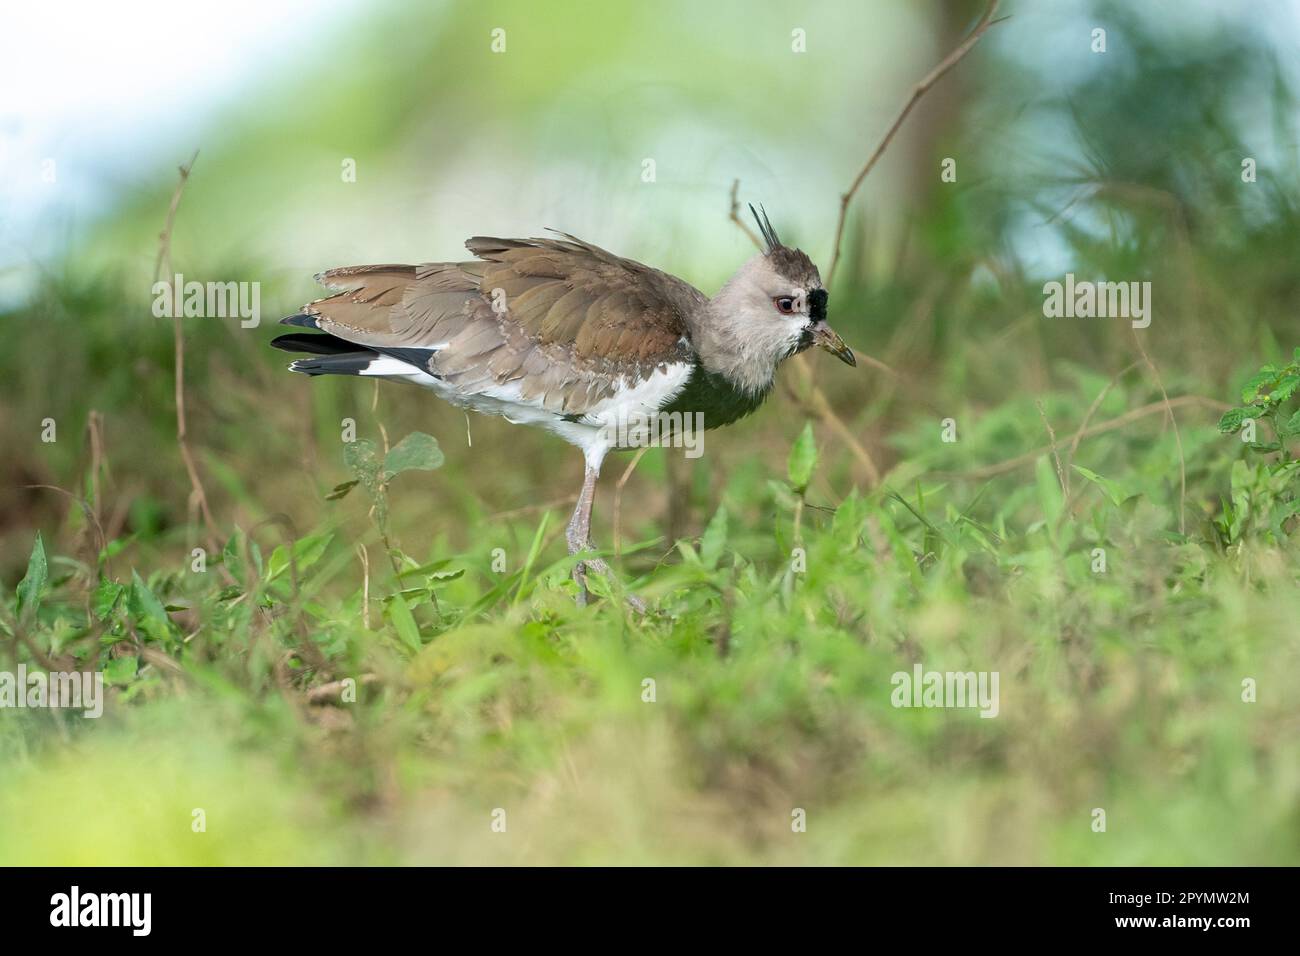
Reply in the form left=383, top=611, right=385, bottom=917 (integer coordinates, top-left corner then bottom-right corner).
left=1065, top=361, right=1141, bottom=470
left=85, top=410, right=106, bottom=536
left=1035, top=398, right=1068, bottom=498
left=1058, top=360, right=1140, bottom=520
left=787, top=370, right=882, bottom=486
left=727, top=179, right=764, bottom=251
left=154, top=151, right=218, bottom=547
left=826, top=0, right=1004, bottom=288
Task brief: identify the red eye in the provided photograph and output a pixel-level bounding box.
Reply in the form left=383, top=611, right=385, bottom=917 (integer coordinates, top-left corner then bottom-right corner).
left=774, top=296, right=796, bottom=315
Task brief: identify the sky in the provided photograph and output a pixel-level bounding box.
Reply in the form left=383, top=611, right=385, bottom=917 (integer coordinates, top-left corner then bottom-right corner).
left=0, top=0, right=363, bottom=278
left=4, top=0, right=1300, bottom=304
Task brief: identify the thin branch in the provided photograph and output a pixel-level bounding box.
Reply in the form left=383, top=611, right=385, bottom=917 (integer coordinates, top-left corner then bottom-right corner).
left=785, top=368, right=882, bottom=486
left=154, top=151, right=218, bottom=546
left=1059, top=360, right=1140, bottom=520
left=826, top=0, right=1004, bottom=288
left=727, top=179, right=764, bottom=251
left=1035, top=398, right=1068, bottom=499
left=1065, top=361, right=1141, bottom=470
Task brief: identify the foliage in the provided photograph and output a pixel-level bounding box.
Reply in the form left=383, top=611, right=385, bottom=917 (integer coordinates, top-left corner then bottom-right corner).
left=2, top=0, right=1299, bottom=866
left=1214, top=353, right=1300, bottom=544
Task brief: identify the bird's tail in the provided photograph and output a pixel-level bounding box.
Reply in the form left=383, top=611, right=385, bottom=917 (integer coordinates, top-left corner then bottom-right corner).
left=271, top=330, right=379, bottom=376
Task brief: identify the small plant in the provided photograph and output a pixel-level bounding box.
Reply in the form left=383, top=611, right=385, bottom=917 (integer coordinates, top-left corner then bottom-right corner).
left=330, top=429, right=450, bottom=640
left=1215, top=351, right=1300, bottom=544
left=1216, top=349, right=1300, bottom=457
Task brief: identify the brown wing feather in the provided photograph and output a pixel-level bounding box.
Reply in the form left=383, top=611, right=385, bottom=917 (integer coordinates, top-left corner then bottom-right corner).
left=293, top=234, right=703, bottom=416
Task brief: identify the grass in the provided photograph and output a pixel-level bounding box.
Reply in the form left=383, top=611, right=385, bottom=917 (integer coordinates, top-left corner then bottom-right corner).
left=3, top=0, right=1300, bottom=867
left=2, top=340, right=1298, bottom=863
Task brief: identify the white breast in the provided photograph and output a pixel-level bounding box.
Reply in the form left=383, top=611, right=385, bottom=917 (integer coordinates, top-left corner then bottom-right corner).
left=358, top=355, right=695, bottom=470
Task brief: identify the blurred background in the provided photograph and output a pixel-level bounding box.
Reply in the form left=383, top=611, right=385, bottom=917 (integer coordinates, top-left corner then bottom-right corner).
left=4, top=0, right=1300, bottom=565
left=2, top=0, right=1299, bottom=865
left=3, top=0, right=1299, bottom=571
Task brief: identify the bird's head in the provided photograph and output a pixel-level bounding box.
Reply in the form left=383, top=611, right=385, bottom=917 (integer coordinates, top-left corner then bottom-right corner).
left=697, top=205, right=855, bottom=394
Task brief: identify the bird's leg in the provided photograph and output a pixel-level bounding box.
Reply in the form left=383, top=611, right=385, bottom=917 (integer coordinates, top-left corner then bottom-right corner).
left=565, top=463, right=646, bottom=614
left=566, top=465, right=600, bottom=607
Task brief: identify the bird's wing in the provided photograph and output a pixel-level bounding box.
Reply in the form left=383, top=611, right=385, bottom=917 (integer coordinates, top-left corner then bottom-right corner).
left=283, top=234, right=704, bottom=416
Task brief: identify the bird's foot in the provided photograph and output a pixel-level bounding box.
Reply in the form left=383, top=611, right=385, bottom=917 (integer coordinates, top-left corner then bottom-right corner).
left=571, top=554, right=647, bottom=614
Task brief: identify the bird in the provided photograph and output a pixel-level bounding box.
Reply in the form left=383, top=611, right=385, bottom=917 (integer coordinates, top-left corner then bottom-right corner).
left=271, top=205, right=856, bottom=608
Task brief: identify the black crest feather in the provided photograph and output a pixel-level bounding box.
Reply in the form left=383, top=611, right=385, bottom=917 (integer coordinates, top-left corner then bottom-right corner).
left=748, top=203, right=781, bottom=253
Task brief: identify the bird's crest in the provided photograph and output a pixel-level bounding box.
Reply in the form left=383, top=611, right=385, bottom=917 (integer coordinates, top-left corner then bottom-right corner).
left=748, top=203, right=782, bottom=254
left=748, top=203, right=821, bottom=289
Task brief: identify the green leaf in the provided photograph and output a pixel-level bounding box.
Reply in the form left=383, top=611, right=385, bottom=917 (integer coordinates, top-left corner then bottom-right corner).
left=1035, top=456, right=1064, bottom=529
left=1241, top=366, right=1279, bottom=404
left=831, top=490, right=867, bottom=550
left=1270, top=374, right=1300, bottom=404
left=103, top=655, right=139, bottom=686
left=1217, top=407, right=1247, bottom=433
left=700, top=505, right=728, bottom=570
left=787, top=423, right=818, bottom=492
left=344, top=439, right=383, bottom=489
left=384, top=432, right=444, bottom=481
left=675, top=540, right=703, bottom=567
left=398, top=558, right=454, bottom=579
left=266, top=532, right=334, bottom=582
left=1284, top=408, right=1300, bottom=438
left=221, top=527, right=262, bottom=582
left=513, top=510, right=552, bottom=604
left=385, top=593, right=423, bottom=653
left=128, top=571, right=173, bottom=645
left=15, top=532, right=48, bottom=618
left=92, top=579, right=125, bottom=621
left=1072, top=465, right=1138, bottom=508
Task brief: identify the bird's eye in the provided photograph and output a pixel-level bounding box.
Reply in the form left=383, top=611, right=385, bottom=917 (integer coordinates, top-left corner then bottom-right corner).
left=774, top=296, right=797, bottom=315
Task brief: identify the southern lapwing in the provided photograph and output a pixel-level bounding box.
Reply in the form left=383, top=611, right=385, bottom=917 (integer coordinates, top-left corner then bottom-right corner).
left=272, top=206, right=856, bottom=607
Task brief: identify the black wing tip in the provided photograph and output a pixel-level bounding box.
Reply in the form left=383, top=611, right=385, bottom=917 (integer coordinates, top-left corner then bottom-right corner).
left=271, top=332, right=354, bottom=355
left=287, top=353, right=376, bottom=376
left=279, top=313, right=319, bottom=329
